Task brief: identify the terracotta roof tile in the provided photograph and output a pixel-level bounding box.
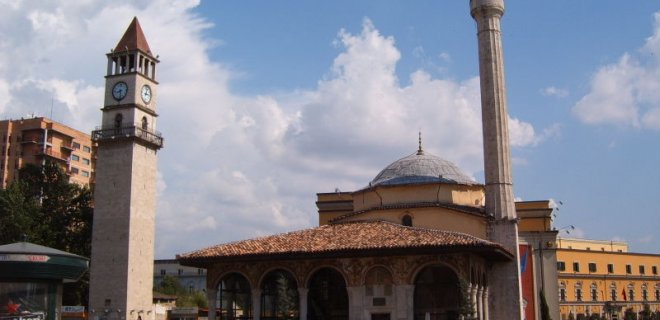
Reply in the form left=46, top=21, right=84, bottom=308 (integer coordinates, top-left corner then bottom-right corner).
left=177, top=220, right=511, bottom=263
left=114, top=17, right=153, bottom=56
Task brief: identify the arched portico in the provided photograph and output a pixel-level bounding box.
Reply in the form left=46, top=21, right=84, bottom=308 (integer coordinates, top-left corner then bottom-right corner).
left=413, top=264, right=462, bottom=320
left=307, top=267, right=349, bottom=320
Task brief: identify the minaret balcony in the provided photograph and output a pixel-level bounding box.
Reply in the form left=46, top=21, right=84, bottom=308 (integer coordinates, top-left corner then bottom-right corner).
left=91, top=125, right=163, bottom=149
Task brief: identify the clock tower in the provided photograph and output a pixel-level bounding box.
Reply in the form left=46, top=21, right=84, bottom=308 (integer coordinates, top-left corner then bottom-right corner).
left=88, top=17, right=163, bottom=320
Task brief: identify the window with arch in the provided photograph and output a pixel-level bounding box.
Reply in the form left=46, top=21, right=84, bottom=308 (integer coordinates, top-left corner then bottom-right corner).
left=655, top=284, right=660, bottom=301
left=628, top=284, right=635, bottom=301
left=559, top=282, right=566, bottom=302
left=610, top=283, right=617, bottom=301
left=260, top=269, right=299, bottom=320
left=642, top=284, right=648, bottom=301
left=141, top=116, right=148, bottom=130
left=590, top=283, right=598, bottom=301
left=114, top=113, right=123, bottom=128
left=575, top=283, right=583, bottom=302
left=218, top=273, right=252, bottom=320
left=401, top=215, right=413, bottom=227
left=365, top=266, right=393, bottom=297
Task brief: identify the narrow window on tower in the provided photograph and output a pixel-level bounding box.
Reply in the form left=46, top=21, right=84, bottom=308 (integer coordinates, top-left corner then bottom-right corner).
left=115, top=113, right=123, bottom=128
left=141, top=117, right=148, bottom=130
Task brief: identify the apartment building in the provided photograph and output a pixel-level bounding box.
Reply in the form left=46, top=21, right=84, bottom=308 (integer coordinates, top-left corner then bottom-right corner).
left=0, top=117, right=95, bottom=187
left=556, top=238, right=660, bottom=319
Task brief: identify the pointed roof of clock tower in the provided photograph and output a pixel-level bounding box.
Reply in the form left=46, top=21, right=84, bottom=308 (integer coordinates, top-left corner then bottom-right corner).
left=114, top=17, right=154, bottom=57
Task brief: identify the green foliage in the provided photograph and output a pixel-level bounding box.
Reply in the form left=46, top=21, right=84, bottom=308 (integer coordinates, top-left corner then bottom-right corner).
left=457, top=278, right=476, bottom=320
left=0, top=160, right=94, bottom=305
left=625, top=308, right=638, bottom=320
left=155, top=275, right=208, bottom=308
left=539, top=289, right=552, bottom=320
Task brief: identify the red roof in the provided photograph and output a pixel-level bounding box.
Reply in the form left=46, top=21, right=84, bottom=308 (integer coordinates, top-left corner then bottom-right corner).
left=177, top=220, right=512, bottom=265
left=114, top=17, right=153, bottom=56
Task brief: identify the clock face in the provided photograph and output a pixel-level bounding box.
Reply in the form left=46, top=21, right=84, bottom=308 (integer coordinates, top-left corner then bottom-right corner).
left=141, top=85, right=152, bottom=104
left=112, top=82, right=128, bottom=101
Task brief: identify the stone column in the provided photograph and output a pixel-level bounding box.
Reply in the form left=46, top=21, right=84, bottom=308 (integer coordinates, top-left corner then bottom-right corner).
left=470, top=0, right=523, bottom=318
left=298, top=288, right=308, bottom=320
left=206, top=288, right=217, bottom=320
left=482, top=287, right=489, bottom=320
left=477, top=286, right=484, bottom=320
left=470, top=283, right=478, bottom=319
left=346, top=286, right=364, bottom=320
left=251, top=289, right=261, bottom=320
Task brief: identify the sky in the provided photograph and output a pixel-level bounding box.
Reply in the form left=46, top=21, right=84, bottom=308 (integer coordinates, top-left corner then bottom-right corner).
left=0, top=1, right=659, bottom=258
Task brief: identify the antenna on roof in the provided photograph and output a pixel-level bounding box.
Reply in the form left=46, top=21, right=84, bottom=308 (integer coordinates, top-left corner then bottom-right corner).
left=417, top=131, right=424, bottom=155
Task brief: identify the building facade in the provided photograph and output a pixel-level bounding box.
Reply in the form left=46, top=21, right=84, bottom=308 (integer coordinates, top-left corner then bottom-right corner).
left=0, top=117, right=95, bottom=187
left=556, top=238, right=660, bottom=319
left=88, top=17, right=163, bottom=320
left=154, top=259, right=207, bottom=294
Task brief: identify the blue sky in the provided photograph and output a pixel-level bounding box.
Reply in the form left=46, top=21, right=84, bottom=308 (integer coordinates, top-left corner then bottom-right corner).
left=0, top=1, right=658, bottom=257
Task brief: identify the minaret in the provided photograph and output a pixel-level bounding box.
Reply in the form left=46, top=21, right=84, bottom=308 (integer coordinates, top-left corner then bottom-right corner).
left=88, top=17, right=163, bottom=320
left=470, top=0, right=523, bottom=319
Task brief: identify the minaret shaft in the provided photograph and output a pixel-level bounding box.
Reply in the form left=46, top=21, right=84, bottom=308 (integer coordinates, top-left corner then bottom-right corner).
left=471, top=0, right=523, bottom=319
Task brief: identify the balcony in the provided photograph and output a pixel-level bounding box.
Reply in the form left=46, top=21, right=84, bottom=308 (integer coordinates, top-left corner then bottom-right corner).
left=92, top=125, right=163, bottom=149
left=20, top=136, right=44, bottom=145
left=34, top=149, right=68, bottom=162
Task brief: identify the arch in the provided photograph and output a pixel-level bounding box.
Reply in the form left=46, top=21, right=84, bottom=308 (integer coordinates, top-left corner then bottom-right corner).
left=141, top=116, right=148, bottom=130
left=260, top=269, right=299, bottom=320
left=401, top=214, right=413, bottom=227
left=413, top=264, right=462, bottom=320
left=114, top=113, right=123, bottom=128
left=217, top=272, right=252, bottom=320
left=307, top=267, right=348, bottom=320
left=364, top=266, right=394, bottom=297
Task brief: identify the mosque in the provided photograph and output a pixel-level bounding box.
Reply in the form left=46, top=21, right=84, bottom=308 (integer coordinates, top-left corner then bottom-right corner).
left=177, top=1, right=533, bottom=319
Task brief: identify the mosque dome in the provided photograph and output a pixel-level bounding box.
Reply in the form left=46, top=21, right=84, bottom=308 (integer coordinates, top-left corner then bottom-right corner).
left=370, top=146, right=477, bottom=187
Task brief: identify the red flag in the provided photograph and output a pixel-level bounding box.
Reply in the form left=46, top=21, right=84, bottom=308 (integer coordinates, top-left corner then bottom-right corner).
left=622, top=289, right=627, bottom=301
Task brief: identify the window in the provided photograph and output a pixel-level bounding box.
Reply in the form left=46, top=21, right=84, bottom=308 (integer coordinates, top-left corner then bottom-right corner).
left=401, top=215, right=412, bottom=227
left=591, top=285, right=598, bottom=301
left=160, top=269, right=166, bottom=275
left=611, top=288, right=617, bottom=301
left=653, top=266, right=658, bottom=275
left=81, top=171, right=89, bottom=177
left=628, top=285, right=635, bottom=301
left=82, top=158, right=90, bottom=165
left=83, top=146, right=91, bottom=153
left=72, top=142, right=80, bottom=149
left=588, top=263, right=597, bottom=273
left=141, top=116, right=148, bottom=130
left=559, top=288, right=566, bottom=301
left=639, top=265, right=645, bottom=275
left=642, top=286, right=648, bottom=301
left=70, top=167, right=79, bottom=174
left=576, top=288, right=583, bottom=301
left=573, top=262, right=580, bottom=273
left=71, top=154, right=80, bottom=161
left=115, top=114, right=123, bottom=128
left=607, top=264, right=614, bottom=274
left=557, top=261, right=566, bottom=271
left=626, top=264, right=632, bottom=274
left=655, top=288, right=660, bottom=301
left=178, top=269, right=183, bottom=275
left=198, top=269, right=204, bottom=275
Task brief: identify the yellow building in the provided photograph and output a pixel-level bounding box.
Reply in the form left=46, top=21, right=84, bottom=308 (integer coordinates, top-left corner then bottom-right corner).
left=0, top=117, right=96, bottom=187
left=556, top=238, right=660, bottom=319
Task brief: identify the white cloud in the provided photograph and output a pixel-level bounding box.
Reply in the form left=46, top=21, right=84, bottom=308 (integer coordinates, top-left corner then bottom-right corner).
left=540, top=86, right=568, bottom=98
left=0, top=5, right=542, bottom=257
left=573, top=12, right=660, bottom=130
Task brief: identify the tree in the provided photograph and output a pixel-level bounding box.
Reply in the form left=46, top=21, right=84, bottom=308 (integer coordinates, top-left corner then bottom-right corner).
left=155, top=275, right=208, bottom=308
left=0, top=160, right=94, bottom=305
left=539, top=289, right=553, bottom=320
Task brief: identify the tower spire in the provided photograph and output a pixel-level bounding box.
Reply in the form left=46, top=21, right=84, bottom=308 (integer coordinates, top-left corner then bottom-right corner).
left=417, top=131, right=424, bottom=155
left=114, top=17, right=154, bottom=57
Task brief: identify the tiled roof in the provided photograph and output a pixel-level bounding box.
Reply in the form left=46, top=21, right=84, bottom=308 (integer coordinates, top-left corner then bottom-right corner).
left=114, top=17, right=153, bottom=56
left=177, top=220, right=512, bottom=265
left=329, top=202, right=487, bottom=223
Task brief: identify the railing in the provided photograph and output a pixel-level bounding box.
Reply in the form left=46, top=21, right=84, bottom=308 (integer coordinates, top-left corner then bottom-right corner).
left=91, top=125, right=163, bottom=149
left=34, top=149, right=68, bottom=162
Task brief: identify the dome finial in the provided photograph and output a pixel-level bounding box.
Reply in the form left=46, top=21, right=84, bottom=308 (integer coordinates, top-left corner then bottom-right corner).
left=417, top=131, right=424, bottom=155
